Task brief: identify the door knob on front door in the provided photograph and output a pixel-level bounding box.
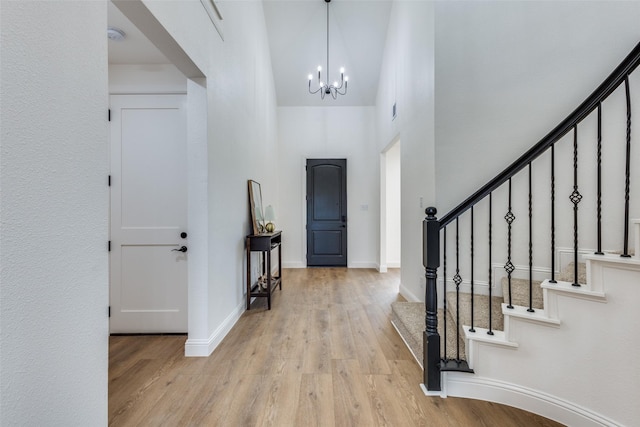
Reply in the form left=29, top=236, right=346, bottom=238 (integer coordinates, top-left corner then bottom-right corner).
left=172, top=246, right=188, bottom=253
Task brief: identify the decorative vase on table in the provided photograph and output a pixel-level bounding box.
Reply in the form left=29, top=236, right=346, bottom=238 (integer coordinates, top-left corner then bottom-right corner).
left=264, top=205, right=276, bottom=233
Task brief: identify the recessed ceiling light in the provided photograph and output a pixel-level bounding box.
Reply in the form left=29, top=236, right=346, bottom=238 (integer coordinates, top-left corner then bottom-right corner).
left=107, top=27, right=126, bottom=41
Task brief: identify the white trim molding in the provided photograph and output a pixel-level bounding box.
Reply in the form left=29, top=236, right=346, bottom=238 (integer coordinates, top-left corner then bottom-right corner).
left=282, top=261, right=306, bottom=269
left=442, top=373, right=620, bottom=427
left=184, top=301, right=244, bottom=357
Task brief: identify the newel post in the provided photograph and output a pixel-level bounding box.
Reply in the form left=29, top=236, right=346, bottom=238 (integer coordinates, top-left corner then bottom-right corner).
left=423, top=207, right=441, bottom=391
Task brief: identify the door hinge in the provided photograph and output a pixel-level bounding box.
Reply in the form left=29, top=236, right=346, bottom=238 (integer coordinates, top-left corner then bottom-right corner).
left=108, top=175, right=111, bottom=187
left=108, top=306, right=111, bottom=317
left=108, top=109, right=111, bottom=122
left=108, top=240, right=111, bottom=252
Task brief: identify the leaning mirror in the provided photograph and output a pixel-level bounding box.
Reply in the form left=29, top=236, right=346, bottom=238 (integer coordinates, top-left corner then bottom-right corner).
left=248, top=180, right=265, bottom=235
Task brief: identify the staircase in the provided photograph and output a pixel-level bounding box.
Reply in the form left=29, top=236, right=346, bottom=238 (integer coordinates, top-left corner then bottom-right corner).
left=391, top=259, right=583, bottom=365
left=393, top=234, right=640, bottom=426
left=392, top=41, right=640, bottom=427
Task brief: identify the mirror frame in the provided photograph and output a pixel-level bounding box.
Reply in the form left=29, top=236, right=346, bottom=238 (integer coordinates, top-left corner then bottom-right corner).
left=248, top=179, right=265, bottom=235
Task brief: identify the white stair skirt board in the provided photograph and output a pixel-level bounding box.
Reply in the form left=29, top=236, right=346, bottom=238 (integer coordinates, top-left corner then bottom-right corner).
left=442, top=373, right=620, bottom=427
left=184, top=300, right=244, bottom=357
left=390, top=320, right=423, bottom=369
left=454, top=255, right=640, bottom=426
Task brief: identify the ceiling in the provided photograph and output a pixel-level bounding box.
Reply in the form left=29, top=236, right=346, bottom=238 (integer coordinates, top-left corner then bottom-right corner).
left=107, top=1, right=168, bottom=65
left=107, top=0, right=392, bottom=107
left=263, top=0, right=391, bottom=106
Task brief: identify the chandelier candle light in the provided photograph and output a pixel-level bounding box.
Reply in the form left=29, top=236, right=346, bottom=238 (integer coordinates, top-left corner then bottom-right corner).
left=308, top=0, right=348, bottom=99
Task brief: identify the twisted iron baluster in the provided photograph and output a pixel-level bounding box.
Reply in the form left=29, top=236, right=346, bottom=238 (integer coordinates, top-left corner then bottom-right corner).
left=488, top=192, right=494, bottom=335
left=505, top=178, right=515, bottom=308
left=528, top=163, right=535, bottom=312
left=550, top=144, right=557, bottom=283
left=469, top=206, right=475, bottom=333
left=570, top=125, right=582, bottom=286
left=595, top=103, right=604, bottom=255
left=453, top=218, right=462, bottom=361
left=622, top=76, right=632, bottom=258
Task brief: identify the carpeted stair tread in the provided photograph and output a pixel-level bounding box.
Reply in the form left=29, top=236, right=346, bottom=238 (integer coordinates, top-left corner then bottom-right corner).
left=557, top=261, right=586, bottom=284
left=500, top=277, right=544, bottom=309
left=445, top=292, right=505, bottom=333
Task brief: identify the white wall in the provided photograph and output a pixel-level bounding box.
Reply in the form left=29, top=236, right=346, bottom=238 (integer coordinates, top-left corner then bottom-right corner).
left=109, top=64, right=186, bottom=93
left=139, top=0, right=280, bottom=353
left=277, top=107, right=378, bottom=268
left=1, top=1, right=109, bottom=424
left=375, top=0, right=435, bottom=301
left=434, top=1, right=640, bottom=214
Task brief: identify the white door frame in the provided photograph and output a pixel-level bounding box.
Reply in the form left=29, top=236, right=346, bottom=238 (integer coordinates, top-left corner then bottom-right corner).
left=379, top=134, right=401, bottom=272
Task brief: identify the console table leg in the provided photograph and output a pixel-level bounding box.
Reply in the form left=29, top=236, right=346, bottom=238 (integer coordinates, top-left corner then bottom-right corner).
left=246, top=238, right=251, bottom=310
left=267, top=249, right=272, bottom=310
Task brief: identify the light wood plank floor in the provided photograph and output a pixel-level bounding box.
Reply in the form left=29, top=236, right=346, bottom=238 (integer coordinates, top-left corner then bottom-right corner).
left=109, top=268, right=563, bottom=426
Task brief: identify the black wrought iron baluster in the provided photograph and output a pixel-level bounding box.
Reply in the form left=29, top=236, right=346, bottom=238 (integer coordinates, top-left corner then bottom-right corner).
left=453, top=217, right=462, bottom=361
left=550, top=144, right=557, bottom=283
left=469, top=206, right=475, bottom=333
left=443, top=227, right=447, bottom=360
left=622, top=76, right=632, bottom=258
left=488, top=192, right=494, bottom=336
left=595, top=103, right=604, bottom=255
left=570, top=125, right=582, bottom=286
left=528, top=163, right=534, bottom=312
left=505, top=178, right=515, bottom=309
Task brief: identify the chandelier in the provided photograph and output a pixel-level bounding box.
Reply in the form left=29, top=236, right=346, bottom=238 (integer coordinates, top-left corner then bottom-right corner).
left=308, top=0, right=348, bottom=99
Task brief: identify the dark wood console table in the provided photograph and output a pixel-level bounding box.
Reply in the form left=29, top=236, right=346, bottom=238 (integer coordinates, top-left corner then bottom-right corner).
left=246, top=231, right=282, bottom=310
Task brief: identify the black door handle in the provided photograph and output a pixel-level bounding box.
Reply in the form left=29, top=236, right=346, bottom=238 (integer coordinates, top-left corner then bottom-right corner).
left=172, top=246, right=188, bottom=253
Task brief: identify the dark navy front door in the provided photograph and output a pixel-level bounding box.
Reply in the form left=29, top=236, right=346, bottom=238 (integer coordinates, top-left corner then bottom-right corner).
left=306, top=159, right=347, bottom=267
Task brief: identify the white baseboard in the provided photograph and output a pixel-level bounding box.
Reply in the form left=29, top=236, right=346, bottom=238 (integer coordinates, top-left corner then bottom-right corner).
left=282, top=261, right=306, bottom=268
left=184, top=300, right=245, bottom=357
left=399, top=283, right=422, bottom=302
left=443, top=373, right=619, bottom=427
left=387, top=262, right=400, bottom=268
left=377, top=263, right=387, bottom=273
left=348, top=262, right=378, bottom=269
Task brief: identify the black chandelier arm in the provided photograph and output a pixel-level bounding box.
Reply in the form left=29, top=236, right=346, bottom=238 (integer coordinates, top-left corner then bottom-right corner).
left=308, top=81, right=323, bottom=95
left=336, top=81, right=348, bottom=95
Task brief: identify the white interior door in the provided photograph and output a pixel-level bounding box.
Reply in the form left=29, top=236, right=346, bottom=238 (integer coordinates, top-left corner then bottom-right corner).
left=110, top=94, right=188, bottom=333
